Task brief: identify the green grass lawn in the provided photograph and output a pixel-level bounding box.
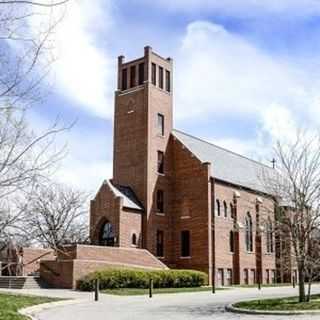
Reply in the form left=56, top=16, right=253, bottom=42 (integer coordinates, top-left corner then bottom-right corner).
left=0, top=293, right=60, bottom=320
left=235, top=294, right=320, bottom=311
left=102, top=286, right=226, bottom=296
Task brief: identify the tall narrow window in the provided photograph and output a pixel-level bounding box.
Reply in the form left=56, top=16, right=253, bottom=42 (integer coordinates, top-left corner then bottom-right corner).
left=266, top=218, right=274, bottom=253
left=159, top=66, right=164, bottom=89
left=216, top=199, right=221, bottom=216
left=157, top=151, right=164, bottom=174
left=130, top=65, right=136, bottom=88
left=138, top=63, right=144, bottom=85
left=122, top=68, right=127, bottom=90
left=132, top=233, right=137, bottom=246
left=156, top=190, right=164, bottom=213
left=165, top=70, right=171, bottom=92
left=181, top=230, right=190, bottom=257
left=230, top=202, right=235, bottom=220
left=229, top=231, right=234, bottom=253
left=245, top=212, right=253, bottom=252
left=152, top=63, right=156, bottom=85
left=223, top=201, right=228, bottom=218
left=156, top=230, right=164, bottom=257
left=157, top=113, right=164, bottom=136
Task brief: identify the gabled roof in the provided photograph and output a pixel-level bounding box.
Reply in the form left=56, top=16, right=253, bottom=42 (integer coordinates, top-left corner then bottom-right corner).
left=172, top=129, right=275, bottom=194
left=104, top=180, right=143, bottom=211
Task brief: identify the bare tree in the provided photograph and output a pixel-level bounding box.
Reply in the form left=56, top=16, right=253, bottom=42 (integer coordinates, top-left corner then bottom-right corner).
left=22, top=182, right=89, bottom=252
left=0, top=1, right=72, bottom=241
left=261, top=130, right=320, bottom=302
left=0, top=0, right=71, bottom=110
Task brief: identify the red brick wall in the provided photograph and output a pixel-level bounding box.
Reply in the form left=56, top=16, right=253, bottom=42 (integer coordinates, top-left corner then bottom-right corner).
left=171, top=137, right=212, bottom=279
left=90, top=183, right=122, bottom=245
left=22, top=248, right=55, bottom=276
left=213, top=181, right=276, bottom=285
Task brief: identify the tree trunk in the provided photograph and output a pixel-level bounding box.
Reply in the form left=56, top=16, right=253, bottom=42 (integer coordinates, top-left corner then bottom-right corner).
left=298, top=268, right=306, bottom=302
left=307, top=277, right=312, bottom=302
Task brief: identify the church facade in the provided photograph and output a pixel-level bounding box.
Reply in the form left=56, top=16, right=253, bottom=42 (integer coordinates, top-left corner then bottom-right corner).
left=90, top=46, right=294, bottom=286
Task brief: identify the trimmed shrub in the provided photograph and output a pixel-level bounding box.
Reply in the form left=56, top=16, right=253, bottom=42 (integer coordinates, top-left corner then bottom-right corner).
left=77, top=268, right=207, bottom=291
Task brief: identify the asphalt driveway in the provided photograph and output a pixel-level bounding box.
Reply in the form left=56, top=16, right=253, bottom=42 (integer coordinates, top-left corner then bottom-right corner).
left=3, top=285, right=320, bottom=320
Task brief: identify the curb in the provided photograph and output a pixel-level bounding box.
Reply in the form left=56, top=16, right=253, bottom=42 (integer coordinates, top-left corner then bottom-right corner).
left=226, top=303, right=320, bottom=316
left=19, top=298, right=88, bottom=320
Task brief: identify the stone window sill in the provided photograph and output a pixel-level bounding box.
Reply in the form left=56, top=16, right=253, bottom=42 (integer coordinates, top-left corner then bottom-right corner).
left=180, top=256, right=191, bottom=259
left=156, top=212, right=165, bottom=216
left=180, top=216, right=191, bottom=220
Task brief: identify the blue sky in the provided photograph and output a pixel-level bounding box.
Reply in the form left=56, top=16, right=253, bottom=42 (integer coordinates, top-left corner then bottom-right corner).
left=28, top=0, right=320, bottom=193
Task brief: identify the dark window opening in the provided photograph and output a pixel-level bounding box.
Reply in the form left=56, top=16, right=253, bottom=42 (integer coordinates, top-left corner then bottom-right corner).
left=181, top=230, right=190, bottom=257
left=152, top=63, right=156, bottom=85
left=159, top=66, right=164, bottom=89
left=223, top=201, right=228, bottom=217
left=157, top=113, right=164, bottom=136
left=230, top=203, right=235, bottom=219
left=157, top=190, right=164, bottom=213
left=216, top=199, right=221, bottom=216
left=122, top=68, right=127, bottom=90
left=130, top=65, right=136, bottom=88
left=157, top=151, right=164, bottom=174
left=229, top=231, right=234, bottom=253
left=165, top=70, right=171, bottom=92
left=99, top=221, right=115, bottom=247
left=138, top=63, right=144, bottom=85
left=156, top=230, right=164, bottom=257
left=245, top=212, right=253, bottom=252
left=132, top=233, right=137, bottom=246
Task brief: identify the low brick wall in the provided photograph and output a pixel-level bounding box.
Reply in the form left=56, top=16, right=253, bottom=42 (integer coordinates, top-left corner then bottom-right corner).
left=40, top=245, right=168, bottom=289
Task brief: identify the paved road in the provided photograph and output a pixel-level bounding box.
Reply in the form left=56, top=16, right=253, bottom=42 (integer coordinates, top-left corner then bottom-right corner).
left=32, top=285, right=320, bottom=320
left=3, top=286, right=320, bottom=319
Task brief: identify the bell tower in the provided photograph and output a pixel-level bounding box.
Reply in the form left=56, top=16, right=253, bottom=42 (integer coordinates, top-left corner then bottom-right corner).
left=113, top=46, right=173, bottom=254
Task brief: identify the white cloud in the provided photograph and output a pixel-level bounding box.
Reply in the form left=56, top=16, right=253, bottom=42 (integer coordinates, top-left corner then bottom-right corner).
left=28, top=0, right=115, bottom=119
left=144, top=0, right=320, bottom=18
left=174, top=21, right=307, bottom=121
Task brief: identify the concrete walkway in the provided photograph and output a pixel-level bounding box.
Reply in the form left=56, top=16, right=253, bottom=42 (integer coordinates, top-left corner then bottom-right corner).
left=3, top=285, right=320, bottom=319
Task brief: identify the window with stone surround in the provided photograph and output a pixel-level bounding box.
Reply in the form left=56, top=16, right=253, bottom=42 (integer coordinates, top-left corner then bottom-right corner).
left=245, top=212, right=253, bottom=252
left=166, top=69, right=171, bottom=92
left=159, top=66, right=164, bottom=89
left=138, top=63, right=144, bottom=85
left=181, top=230, right=190, bottom=257
left=132, top=233, right=137, bottom=246
left=157, top=151, right=164, bottom=174
left=122, top=68, right=127, bottom=90
left=266, top=218, right=274, bottom=253
left=157, top=113, right=164, bottom=136
left=229, top=230, right=234, bottom=253
left=152, top=63, right=156, bottom=85
left=156, top=230, right=164, bottom=257
left=223, top=201, right=228, bottom=217
left=130, top=65, right=136, bottom=88
left=156, top=190, right=164, bottom=213
left=216, top=199, right=221, bottom=216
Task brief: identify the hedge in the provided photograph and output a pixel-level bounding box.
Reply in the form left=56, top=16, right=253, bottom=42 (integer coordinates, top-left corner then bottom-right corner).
left=77, top=268, right=208, bottom=291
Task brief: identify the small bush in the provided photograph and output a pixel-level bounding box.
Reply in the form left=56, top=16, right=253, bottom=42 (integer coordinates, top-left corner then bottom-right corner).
left=77, top=268, right=207, bottom=291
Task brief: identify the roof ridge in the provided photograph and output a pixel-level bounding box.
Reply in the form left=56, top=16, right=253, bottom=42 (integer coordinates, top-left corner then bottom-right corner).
left=172, top=129, right=273, bottom=170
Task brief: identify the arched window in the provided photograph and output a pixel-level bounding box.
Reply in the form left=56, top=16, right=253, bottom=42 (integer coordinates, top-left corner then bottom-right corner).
left=216, top=199, right=221, bottom=216
left=245, top=213, right=253, bottom=252
left=223, top=201, right=228, bottom=218
left=229, top=230, right=234, bottom=253
left=230, top=202, right=235, bottom=219
left=132, top=233, right=137, bottom=246
left=266, top=218, right=274, bottom=253
left=99, top=221, right=115, bottom=247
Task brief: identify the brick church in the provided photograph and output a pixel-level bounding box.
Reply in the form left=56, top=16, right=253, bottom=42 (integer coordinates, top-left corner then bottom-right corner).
left=89, top=46, right=294, bottom=286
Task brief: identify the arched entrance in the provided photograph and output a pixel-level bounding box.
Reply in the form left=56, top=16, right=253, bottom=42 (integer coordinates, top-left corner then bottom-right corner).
left=99, top=221, right=115, bottom=246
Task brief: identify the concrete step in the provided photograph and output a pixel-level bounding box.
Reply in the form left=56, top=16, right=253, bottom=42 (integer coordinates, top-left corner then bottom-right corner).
left=0, top=276, right=49, bottom=289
